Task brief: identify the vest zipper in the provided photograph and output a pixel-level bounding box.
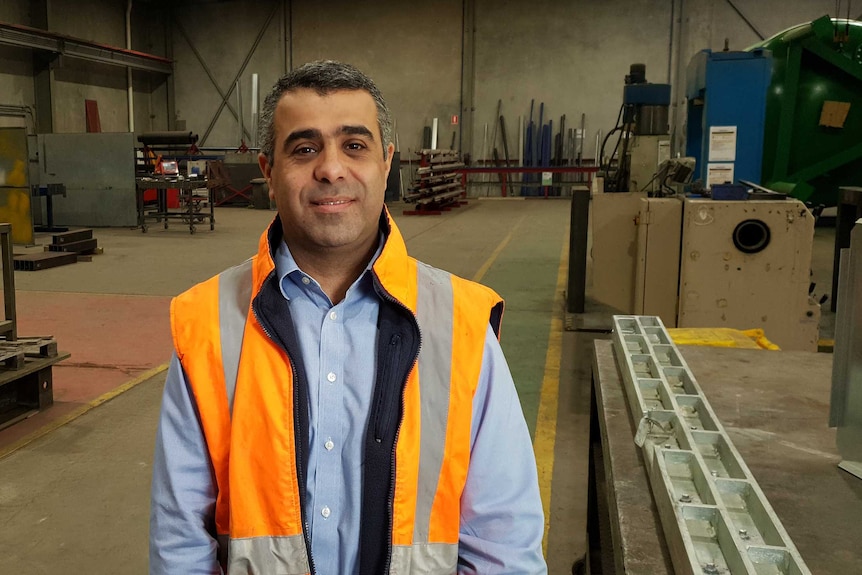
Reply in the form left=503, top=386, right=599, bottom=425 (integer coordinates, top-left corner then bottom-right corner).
left=252, top=274, right=318, bottom=575
left=373, top=334, right=401, bottom=443
left=372, top=276, right=421, bottom=575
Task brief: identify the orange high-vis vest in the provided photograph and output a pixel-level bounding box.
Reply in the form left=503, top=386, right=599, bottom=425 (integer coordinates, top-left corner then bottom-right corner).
left=170, top=211, right=504, bottom=574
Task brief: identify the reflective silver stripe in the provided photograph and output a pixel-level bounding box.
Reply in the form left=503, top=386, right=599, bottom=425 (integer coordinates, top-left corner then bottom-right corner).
left=217, top=259, right=254, bottom=415
left=227, top=535, right=310, bottom=575
left=414, top=263, right=454, bottom=543
left=390, top=543, right=459, bottom=575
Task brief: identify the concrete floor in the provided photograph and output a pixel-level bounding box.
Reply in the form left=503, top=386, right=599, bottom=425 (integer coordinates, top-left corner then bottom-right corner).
left=0, top=198, right=839, bottom=573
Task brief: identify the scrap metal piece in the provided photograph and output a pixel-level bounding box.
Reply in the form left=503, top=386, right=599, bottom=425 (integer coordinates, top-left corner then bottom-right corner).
left=831, top=219, right=862, bottom=478
left=612, top=315, right=811, bottom=575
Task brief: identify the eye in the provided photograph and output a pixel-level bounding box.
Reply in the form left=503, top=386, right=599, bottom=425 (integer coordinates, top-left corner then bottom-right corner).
left=345, top=141, right=367, bottom=151
left=293, top=145, right=317, bottom=155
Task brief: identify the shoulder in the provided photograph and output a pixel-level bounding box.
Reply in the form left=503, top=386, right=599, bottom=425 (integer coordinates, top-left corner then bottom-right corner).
left=170, top=257, right=256, bottom=352
left=414, top=260, right=502, bottom=303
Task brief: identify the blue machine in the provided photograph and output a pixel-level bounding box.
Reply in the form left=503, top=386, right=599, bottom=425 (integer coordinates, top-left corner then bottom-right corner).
left=685, top=49, right=772, bottom=187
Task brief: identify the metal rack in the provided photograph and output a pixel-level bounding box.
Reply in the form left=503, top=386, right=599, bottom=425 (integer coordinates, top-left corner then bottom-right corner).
left=0, top=223, right=69, bottom=429
left=135, top=177, right=215, bottom=234
left=403, top=149, right=466, bottom=214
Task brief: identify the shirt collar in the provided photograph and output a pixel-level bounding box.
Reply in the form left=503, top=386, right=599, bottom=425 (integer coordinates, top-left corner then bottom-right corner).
left=274, top=232, right=385, bottom=304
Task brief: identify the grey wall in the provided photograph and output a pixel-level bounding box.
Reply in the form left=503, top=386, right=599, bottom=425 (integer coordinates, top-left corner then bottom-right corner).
left=0, top=0, right=843, bottom=158
left=171, top=1, right=283, bottom=147
left=0, top=1, right=35, bottom=130
left=0, top=0, right=170, bottom=134
left=291, top=0, right=464, bottom=157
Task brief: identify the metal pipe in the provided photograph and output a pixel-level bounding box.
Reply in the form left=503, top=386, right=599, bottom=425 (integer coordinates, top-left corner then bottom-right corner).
left=237, top=80, right=244, bottom=146
left=595, top=130, right=602, bottom=166
left=431, top=118, right=438, bottom=150
left=667, top=0, right=675, bottom=84
left=251, top=73, right=259, bottom=147
left=126, top=0, right=135, bottom=133
left=673, top=0, right=686, bottom=154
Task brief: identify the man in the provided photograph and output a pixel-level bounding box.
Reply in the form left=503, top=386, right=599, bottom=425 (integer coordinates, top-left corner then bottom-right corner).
left=150, top=60, right=546, bottom=575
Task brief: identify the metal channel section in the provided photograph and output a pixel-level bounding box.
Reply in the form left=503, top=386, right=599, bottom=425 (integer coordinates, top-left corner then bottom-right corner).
left=612, top=315, right=810, bottom=575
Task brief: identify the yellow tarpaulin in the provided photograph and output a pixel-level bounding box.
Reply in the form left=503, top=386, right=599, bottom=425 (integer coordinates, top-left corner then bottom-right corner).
left=667, top=327, right=780, bottom=350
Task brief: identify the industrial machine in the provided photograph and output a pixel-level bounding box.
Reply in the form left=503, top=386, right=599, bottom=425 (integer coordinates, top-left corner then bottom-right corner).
left=592, top=194, right=821, bottom=351
left=831, top=219, right=862, bottom=479
left=687, top=16, right=862, bottom=205
left=600, top=64, right=671, bottom=193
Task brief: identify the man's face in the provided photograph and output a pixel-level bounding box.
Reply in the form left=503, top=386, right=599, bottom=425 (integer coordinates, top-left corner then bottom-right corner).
left=259, top=88, right=393, bottom=257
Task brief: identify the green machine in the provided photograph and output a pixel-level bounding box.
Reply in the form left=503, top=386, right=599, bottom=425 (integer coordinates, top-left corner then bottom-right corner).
left=751, top=16, right=862, bottom=205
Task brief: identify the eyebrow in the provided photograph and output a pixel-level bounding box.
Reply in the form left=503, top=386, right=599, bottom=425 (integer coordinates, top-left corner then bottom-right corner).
left=284, top=125, right=375, bottom=148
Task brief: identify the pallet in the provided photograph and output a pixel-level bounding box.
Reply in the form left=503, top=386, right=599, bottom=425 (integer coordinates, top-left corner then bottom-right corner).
left=0, top=352, right=70, bottom=431
left=0, top=337, right=58, bottom=369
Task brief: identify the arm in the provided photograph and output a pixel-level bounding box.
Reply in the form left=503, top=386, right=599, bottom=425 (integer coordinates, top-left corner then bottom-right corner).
left=457, top=325, right=548, bottom=574
left=149, top=354, right=221, bottom=575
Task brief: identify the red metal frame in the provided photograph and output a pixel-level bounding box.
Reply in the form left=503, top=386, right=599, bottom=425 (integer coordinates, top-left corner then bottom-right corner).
left=454, top=166, right=599, bottom=197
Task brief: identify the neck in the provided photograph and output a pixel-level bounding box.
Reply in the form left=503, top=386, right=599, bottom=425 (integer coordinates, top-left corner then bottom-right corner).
left=289, top=237, right=378, bottom=304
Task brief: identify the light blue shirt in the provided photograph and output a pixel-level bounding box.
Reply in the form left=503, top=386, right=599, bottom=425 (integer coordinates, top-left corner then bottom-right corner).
left=150, top=239, right=547, bottom=575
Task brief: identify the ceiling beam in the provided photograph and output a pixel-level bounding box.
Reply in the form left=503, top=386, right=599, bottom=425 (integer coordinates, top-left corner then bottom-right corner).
left=0, top=20, right=173, bottom=75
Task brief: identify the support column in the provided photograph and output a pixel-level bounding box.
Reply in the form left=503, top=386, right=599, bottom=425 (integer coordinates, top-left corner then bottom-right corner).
left=30, top=0, right=54, bottom=133
left=459, top=0, right=475, bottom=159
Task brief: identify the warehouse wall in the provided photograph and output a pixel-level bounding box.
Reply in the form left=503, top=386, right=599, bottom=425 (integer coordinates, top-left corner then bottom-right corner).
left=291, top=0, right=463, bottom=157
left=48, top=0, right=129, bottom=133
left=0, top=0, right=172, bottom=134
left=474, top=0, right=672, bottom=166
left=170, top=1, right=283, bottom=147
left=0, top=2, right=35, bottom=129
left=0, top=0, right=844, bottom=155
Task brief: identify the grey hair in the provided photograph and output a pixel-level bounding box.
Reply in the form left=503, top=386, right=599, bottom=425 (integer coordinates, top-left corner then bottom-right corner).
left=259, top=60, right=393, bottom=163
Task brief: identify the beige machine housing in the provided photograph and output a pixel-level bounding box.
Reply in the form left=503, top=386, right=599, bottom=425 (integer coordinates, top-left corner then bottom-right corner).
left=592, top=195, right=820, bottom=351
left=677, top=199, right=820, bottom=351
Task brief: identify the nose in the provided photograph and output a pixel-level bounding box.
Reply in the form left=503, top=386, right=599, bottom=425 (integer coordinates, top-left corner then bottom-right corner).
left=313, top=144, right=347, bottom=184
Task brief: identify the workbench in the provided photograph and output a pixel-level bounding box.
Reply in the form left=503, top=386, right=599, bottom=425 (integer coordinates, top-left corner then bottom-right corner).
left=588, top=340, right=862, bottom=574
left=135, top=176, right=215, bottom=234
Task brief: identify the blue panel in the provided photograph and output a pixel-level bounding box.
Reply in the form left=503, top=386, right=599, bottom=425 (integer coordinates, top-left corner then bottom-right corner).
left=684, top=49, right=772, bottom=186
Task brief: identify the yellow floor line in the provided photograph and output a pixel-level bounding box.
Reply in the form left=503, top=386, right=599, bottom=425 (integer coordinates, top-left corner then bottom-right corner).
left=0, top=363, right=169, bottom=461
left=534, top=224, right=570, bottom=555
left=471, top=214, right=526, bottom=283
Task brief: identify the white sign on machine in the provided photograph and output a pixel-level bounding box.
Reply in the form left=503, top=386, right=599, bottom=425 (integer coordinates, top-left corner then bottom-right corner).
left=707, top=125, right=738, bottom=188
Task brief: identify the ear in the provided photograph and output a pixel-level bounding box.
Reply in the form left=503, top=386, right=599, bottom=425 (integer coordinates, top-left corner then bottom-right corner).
left=384, top=142, right=395, bottom=177
left=258, top=152, right=271, bottom=180
left=258, top=153, right=274, bottom=199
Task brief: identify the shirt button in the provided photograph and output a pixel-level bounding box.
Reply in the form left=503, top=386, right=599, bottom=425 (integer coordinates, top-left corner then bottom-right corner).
left=327, top=372, right=336, bottom=383
left=301, top=276, right=310, bottom=285
left=325, top=439, right=334, bottom=451
left=321, top=506, right=331, bottom=519
left=329, top=311, right=337, bottom=321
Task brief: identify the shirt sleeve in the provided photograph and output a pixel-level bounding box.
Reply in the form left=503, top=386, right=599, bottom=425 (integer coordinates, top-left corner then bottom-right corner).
left=457, top=325, right=548, bottom=574
left=149, top=353, right=222, bottom=575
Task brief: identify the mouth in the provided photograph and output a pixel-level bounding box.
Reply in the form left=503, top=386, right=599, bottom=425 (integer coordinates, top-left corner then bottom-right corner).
left=310, top=197, right=355, bottom=213
left=313, top=199, right=352, bottom=206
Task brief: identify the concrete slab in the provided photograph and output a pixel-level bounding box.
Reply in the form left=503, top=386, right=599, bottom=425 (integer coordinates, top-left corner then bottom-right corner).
left=0, top=369, right=165, bottom=574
